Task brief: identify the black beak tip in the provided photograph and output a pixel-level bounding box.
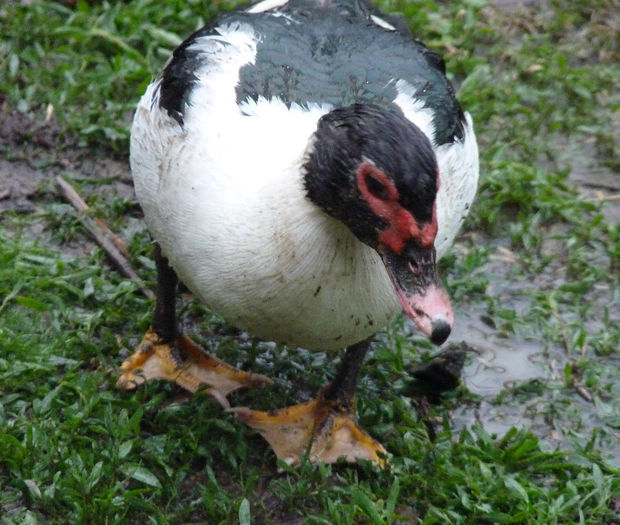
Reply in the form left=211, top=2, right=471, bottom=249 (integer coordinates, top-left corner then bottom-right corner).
left=430, top=318, right=451, bottom=346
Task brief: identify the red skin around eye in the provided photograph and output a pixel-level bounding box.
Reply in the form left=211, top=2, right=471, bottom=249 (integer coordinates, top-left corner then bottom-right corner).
left=356, top=163, right=438, bottom=253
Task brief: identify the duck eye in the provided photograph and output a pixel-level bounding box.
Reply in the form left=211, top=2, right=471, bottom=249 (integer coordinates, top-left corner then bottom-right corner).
left=366, top=174, right=391, bottom=200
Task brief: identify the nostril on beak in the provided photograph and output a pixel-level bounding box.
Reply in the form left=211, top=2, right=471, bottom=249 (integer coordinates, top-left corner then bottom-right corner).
left=430, top=318, right=451, bottom=345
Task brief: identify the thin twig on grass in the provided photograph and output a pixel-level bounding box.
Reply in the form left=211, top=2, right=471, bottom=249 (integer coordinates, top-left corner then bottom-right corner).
left=56, top=175, right=155, bottom=300
left=56, top=175, right=130, bottom=256
left=593, top=192, right=620, bottom=202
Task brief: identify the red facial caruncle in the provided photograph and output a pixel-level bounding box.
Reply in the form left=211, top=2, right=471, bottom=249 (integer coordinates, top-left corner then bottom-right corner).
left=356, top=161, right=438, bottom=252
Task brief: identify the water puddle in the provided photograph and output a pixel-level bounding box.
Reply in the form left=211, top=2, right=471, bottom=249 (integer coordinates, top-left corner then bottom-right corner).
left=457, top=325, right=556, bottom=395
left=449, top=307, right=620, bottom=463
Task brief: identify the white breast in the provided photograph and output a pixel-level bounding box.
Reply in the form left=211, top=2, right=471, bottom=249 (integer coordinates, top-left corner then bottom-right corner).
left=132, top=95, right=401, bottom=349
left=130, top=24, right=477, bottom=351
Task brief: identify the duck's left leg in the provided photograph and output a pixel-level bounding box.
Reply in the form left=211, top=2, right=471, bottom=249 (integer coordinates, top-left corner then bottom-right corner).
left=232, top=339, right=387, bottom=466
left=116, top=244, right=270, bottom=405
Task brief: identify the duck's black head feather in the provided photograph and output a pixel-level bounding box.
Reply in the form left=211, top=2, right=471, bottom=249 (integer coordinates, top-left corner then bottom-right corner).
left=304, top=103, right=438, bottom=247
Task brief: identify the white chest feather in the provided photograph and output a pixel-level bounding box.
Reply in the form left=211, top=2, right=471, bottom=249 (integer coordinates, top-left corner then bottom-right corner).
left=133, top=93, right=400, bottom=349
left=130, top=24, right=478, bottom=351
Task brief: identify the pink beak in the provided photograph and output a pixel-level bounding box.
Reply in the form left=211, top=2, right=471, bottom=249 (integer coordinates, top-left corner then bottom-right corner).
left=380, top=244, right=454, bottom=345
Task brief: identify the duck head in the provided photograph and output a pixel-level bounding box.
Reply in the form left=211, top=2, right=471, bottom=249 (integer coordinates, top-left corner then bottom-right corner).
left=304, top=103, right=453, bottom=345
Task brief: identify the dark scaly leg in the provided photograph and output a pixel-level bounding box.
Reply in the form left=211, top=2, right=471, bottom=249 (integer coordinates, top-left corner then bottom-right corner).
left=233, top=339, right=387, bottom=466
left=322, top=338, right=370, bottom=411
left=116, top=244, right=271, bottom=405
left=151, top=243, right=179, bottom=342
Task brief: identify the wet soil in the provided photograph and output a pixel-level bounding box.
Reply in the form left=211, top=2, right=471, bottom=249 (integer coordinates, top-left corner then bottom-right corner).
left=0, top=104, right=140, bottom=254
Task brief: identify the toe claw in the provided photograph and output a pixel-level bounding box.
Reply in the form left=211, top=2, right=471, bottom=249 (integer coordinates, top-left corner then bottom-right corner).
left=206, top=387, right=231, bottom=409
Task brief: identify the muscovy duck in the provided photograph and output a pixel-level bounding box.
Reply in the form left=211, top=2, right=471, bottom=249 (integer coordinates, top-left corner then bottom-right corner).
left=118, top=0, right=479, bottom=466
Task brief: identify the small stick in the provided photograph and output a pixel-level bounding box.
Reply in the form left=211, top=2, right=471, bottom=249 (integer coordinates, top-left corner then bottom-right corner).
left=0, top=189, right=10, bottom=200
left=56, top=175, right=130, bottom=257
left=56, top=175, right=155, bottom=300
left=592, top=192, right=620, bottom=202
left=575, top=384, right=592, bottom=403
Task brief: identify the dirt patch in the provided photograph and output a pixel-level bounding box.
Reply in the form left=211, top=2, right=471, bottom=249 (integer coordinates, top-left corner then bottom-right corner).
left=0, top=157, right=46, bottom=213
left=0, top=105, right=139, bottom=257
left=0, top=104, right=59, bottom=212
left=556, top=134, right=620, bottom=224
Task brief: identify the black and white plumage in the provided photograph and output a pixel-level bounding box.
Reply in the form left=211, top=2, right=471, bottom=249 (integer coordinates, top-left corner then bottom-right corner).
left=130, top=0, right=479, bottom=351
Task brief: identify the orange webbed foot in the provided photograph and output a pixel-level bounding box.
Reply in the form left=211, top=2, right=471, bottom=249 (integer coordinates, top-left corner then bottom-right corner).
left=116, top=328, right=271, bottom=407
left=230, top=391, right=387, bottom=467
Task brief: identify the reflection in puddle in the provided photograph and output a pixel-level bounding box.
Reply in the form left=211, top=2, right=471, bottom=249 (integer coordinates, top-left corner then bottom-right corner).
left=452, top=316, right=563, bottom=395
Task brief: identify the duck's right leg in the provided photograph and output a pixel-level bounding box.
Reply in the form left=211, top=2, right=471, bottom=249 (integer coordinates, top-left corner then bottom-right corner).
left=116, top=244, right=271, bottom=406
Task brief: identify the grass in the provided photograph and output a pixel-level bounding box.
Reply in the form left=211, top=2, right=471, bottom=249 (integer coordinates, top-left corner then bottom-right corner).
left=1, top=0, right=619, bottom=523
